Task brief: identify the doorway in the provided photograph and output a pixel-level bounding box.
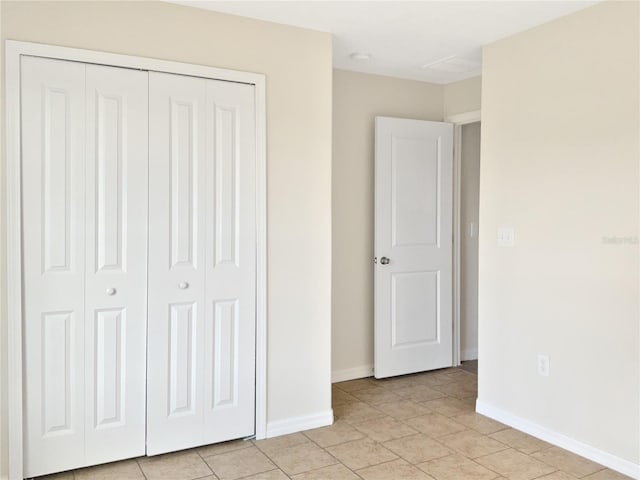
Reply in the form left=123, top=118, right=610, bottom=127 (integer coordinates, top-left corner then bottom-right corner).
left=449, top=110, right=481, bottom=370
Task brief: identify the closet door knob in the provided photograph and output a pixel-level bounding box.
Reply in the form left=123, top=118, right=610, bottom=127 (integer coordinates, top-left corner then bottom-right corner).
left=178, top=282, right=189, bottom=290
left=105, top=287, right=116, bottom=296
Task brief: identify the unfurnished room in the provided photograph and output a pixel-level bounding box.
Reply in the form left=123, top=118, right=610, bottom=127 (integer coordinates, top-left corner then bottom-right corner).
left=0, top=1, right=638, bottom=479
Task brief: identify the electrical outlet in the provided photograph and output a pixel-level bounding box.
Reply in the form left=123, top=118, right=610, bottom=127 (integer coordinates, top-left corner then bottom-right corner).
left=537, top=354, right=550, bottom=377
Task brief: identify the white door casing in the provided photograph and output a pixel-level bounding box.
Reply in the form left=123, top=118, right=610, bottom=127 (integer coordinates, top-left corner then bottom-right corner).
left=374, top=117, right=454, bottom=379
left=21, top=57, right=148, bottom=477
left=147, top=71, right=256, bottom=454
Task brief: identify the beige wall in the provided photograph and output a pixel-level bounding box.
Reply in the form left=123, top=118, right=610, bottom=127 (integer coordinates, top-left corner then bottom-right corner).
left=1, top=2, right=333, bottom=476
left=479, top=0, right=639, bottom=467
left=332, top=69, right=444, bottom=377
left=443, top=76, right=482, bottom=118
left=460, top=122, right=481, bottom=360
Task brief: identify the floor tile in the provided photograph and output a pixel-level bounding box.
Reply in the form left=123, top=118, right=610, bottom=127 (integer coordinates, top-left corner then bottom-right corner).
left=394, top=384, right=447, bottom=402
left=383, top=434, right=452, bottom=464
left=421, top=397, right=475, bottom=417
left=353, top=415, right=418, bottom=442
left=254, top=432, right=310, bottom=455
left=488, top=428, right=551, bottom=455
left=405, top=413, right=467, bottom=438
left=352, top=387, right=403, bottom=405
left=417, top=453, right=500, bottom=480
left=332, top=388, right=359, bottom=406
left=431, top=382, right=477, bottom=399
left=452, top=412, right=508, bottom=434
left=334, top=378, right=377, bottom=393
left=74, top=459, right=145, bottom=480
left=439, top=429, right=509, bottom=458
left=326, top=438, right=398, bottom=470
left=139, top=451, right=213, bottom=480
left=532, top=447, right=605, bottom=478
left=291, top=463, right=360, bottom=479
left=583, top=469, right=634, bottom=479
left=203, top=447, right=275, bottom=480
left=303, top=420, right=365, bottom=447
left=240, top=469, right=290, bottom=479
left=375, top=399, right=432, bottom=420
left=534, top=472, right=579, bottom=480
left=475, top=449, right=556, bottom=480
left=333, top=401, right=386, bottom=424
left=266, top=441, right=337, bottom=475
left=357, top=458, right=435, bottom=480
left=197, top=439, right=254, bottom=458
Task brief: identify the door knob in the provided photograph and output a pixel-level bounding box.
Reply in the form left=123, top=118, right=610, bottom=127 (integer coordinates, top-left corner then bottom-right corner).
left=178, top=282, right=189, bottom=289
left=380, top=257, right=390, bottom=265
left=105, top=287, right=116, bottom=296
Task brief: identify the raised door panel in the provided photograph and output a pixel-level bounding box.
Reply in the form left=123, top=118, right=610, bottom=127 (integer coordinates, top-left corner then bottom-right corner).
left=204, top=81, right=256, bottom=442
left=84, top=64, right=148, bottom=464
left=147, top=71, right=207, bottom=455
left=21, top=56, right=86, bottom=478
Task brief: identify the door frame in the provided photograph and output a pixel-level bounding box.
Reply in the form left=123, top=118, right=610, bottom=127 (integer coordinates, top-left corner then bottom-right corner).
left=445, top=110, right=481, bottom=367
left=5, top=40, right=268, bottom=480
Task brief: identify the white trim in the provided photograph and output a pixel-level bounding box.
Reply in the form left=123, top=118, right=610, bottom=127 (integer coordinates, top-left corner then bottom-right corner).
left=6, top=40, right=24, bottom=480
left=461, top=348, right=478, bottom=361
left=446, top=109, right=481, bottom=367
left=476, top=400, right=640, bottom=480
left=254, top=76, right=268, bottom=441
left=5, top=40, right=268, bottom=477
left=331, top=365, right=374, bottom=383
left=265, top=410, right=334, bottom=439
left=446, top=110, right=481, bottom=125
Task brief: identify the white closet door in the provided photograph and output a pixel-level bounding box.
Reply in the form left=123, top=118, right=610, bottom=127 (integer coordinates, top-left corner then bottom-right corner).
left=22, top=56, right=149, bottom=477
left=147, top=72, right=256, bottom=454
left=21, top=56, right=87, bottom=477
left=203, top=80, right=256, bottom=443
left=147, top=72, right=208, bottom=454
left=84, top=64, right=148, bottom=464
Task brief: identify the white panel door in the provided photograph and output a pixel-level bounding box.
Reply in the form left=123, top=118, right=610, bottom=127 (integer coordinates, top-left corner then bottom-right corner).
left=203, top=80, right=256, bottom=443
left=84, top=64, right=148, bottom=464
left=147, top=72, right=256, bottom=454
left=21, top=56, right=87, bottom=478
left=374, top=117, right=453, bottom=379
left=22, top=56, right=149, bottom=477
left=147, top=71, right=207, bottom=454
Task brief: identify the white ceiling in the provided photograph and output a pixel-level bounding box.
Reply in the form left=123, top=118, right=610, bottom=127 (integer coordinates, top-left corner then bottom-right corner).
left=171, top=1, right=599, bottom=84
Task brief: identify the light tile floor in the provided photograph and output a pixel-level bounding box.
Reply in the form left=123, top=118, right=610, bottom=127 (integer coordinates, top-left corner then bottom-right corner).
left=38, top=367, right=631, bottom=480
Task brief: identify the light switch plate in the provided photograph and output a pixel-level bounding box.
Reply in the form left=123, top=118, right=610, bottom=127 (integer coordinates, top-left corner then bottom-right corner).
left=497, top=227, right=515, bottom=247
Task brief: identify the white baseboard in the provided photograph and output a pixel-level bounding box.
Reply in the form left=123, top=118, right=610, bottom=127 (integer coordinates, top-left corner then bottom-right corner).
left=461, top=348, right=478, bottom=361
left=332, top=365, right=374, bottom=383
left=266, top=410, right=334, bottom=439
left=476, top=400, right=640, bottom=479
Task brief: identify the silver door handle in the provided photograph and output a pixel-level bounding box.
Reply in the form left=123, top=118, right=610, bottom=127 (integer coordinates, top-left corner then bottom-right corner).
left=105, top=287, right=116, bottom=296
left=178, top=282, right=189, bottom=290
left=380, top=257, right=390, bottom=265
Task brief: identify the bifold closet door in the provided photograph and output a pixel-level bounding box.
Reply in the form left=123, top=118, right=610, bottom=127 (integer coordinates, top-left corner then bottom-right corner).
left=147, top=71, right=256, bottom=454
left=83, top=63, right=148, bottom=466
left=22, top=56, right=148, bottom=477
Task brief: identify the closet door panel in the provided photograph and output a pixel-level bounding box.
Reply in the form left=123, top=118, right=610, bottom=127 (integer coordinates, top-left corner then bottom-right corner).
left=84, top=64, right=148, bottom=464
left=147, top=71, right=208, bottom=454
left=21, top=56, right=87, bottom=478
left=204, top=81, right=256, bottom=442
